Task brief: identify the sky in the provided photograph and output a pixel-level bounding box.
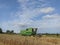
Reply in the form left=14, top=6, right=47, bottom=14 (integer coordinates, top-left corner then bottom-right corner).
left=0, top=0, right=60, bottom=33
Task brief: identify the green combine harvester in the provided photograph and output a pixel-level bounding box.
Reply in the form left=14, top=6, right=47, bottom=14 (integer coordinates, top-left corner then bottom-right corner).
left=20, top=28, right=37, bottom=36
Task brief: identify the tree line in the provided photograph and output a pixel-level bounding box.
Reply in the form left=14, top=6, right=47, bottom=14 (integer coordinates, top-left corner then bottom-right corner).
left=0, top=28, right=14, bottom=34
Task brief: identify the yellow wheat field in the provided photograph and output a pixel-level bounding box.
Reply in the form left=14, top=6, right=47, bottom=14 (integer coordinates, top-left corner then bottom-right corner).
left=0, top=34, right=60, bottom=45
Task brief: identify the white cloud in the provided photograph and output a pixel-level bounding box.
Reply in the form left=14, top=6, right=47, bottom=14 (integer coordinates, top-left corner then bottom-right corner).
left=40, top=7, right=55, bottom=13
left=42, top=14, right=60, bottom=19
left=38, top=14, right=60, bottom=28
left=15, top=7, right=55, bottom=22
left=17, top=0, right=49, bottom=10
left=16, top=0, right=55, bottom=20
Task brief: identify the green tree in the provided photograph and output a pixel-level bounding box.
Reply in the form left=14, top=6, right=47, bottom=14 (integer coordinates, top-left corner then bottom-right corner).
left=6, top=30, right=10, bottom=33
left=10, top=30, right=14, bottom=33
left=56, top=33, right=59, bottom=37
left=0, top=28, right=3, bottom=33
left=6, top=30, right=14, bottom=34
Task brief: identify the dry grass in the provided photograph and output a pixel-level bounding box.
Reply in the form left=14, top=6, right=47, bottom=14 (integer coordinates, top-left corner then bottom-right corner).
left=0, top=34, right=60, bottom=45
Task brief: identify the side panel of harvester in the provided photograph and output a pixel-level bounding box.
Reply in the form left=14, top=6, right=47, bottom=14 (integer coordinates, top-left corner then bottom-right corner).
left=20, top=28, right=32, bottom=36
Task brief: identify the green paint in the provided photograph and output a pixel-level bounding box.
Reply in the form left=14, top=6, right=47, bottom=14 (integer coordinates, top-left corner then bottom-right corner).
left=20, top=28, right=37, bottom=36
